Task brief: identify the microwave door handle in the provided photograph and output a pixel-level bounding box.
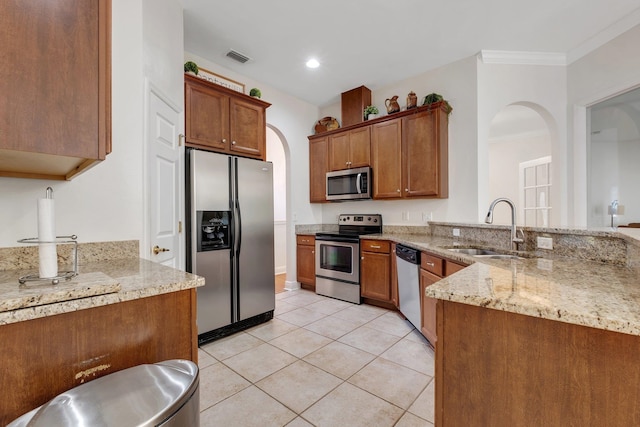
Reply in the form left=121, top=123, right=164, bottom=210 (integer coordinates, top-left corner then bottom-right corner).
left=356, top=173, right=362, bottom=194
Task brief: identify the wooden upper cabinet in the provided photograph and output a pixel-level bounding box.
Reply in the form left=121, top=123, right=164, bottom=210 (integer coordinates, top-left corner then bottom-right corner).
left=309, top=135, right=328, bottom=203
left=184, top=74, right=270, bottom=160
left=328, top=127, right=370, bottom=171
left=229, top=97, right=266, bottom=157
left=371, top=118, right=402, bottom=198
left=185, top=80, right=230, bottom=151
left=0, top=0, right=111, bottom=180
left=402, top=108, right=448, bottom=198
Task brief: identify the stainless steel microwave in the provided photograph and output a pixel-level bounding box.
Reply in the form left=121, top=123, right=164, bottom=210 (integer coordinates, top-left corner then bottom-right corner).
left=326, top=167, right=372, bottom=201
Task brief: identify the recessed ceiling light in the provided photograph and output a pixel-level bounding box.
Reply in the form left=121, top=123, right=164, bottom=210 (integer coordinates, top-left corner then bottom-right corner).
left=306, top=58, right=320, bottom=69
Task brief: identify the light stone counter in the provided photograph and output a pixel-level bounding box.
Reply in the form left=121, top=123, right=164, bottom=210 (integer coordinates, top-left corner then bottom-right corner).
left=364, top=232, right=640, bottom=336
left=0, top=241, right=204, bottom=325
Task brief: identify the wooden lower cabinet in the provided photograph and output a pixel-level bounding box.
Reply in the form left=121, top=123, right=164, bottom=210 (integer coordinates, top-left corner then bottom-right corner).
left=420, top=268, right=440, bottom=344
left=296, top=235, right=316, bottom=290
left=420, top=252, right=467, bottom=346
left=436, top=300, right=640, bottom=426
left=0, top=289, right=197, bottom=425
left=360, top=240, right=394, bottom=307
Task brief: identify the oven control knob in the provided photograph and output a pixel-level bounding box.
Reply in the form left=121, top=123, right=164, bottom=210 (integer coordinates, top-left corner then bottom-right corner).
left=374, top=218, right=378, bottom=222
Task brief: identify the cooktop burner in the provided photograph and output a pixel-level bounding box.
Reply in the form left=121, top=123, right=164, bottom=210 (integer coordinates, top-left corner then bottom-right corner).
left=316, top=214, right=383, bottom=239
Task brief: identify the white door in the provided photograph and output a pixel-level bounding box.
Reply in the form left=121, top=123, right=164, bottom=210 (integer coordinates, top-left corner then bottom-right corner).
left=145, top=85, right=182, bottom=268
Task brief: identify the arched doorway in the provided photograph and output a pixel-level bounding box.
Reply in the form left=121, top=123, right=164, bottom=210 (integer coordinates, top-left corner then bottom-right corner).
left=488, top=104, right=553, bottom=226
left=266, top=125, right=290, bottom=293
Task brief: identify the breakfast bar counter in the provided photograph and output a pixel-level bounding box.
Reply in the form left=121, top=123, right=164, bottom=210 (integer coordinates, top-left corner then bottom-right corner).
left=0, top=240, right=204, bottom=424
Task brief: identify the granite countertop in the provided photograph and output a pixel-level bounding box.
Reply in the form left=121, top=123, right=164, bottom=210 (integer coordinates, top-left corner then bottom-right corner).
left=0, top=241, right=204, bottom=325
left=365, top=232, right=640, bottom=336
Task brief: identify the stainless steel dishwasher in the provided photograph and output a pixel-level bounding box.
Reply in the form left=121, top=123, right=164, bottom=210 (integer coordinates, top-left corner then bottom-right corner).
left=396, top=244, right=421, bottom=329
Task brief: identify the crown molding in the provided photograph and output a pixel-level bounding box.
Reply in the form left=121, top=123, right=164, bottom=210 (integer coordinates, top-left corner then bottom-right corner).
left=479, top=50, right=567, bottom=66
left=567, top=8, right=640, bottom=64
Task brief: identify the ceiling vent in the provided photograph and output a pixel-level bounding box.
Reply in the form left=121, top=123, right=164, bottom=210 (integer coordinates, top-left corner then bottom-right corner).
left=226, top=49, right=251, bottom=64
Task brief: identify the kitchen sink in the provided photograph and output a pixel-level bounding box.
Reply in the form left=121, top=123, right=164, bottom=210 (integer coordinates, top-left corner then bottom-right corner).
left=446, top=247, right=525, bottom=260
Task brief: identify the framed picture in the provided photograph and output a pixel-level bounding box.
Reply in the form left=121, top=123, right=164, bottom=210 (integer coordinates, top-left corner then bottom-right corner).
left=197, top=67, right=245, bottom=94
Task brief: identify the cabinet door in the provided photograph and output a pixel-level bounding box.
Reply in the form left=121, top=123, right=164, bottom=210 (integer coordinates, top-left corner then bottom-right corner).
left=0, top=0, right=110, bottom=179
left=348, top=127, right=371, bottom=168
left=371, top=119, right=402, bottom=199
left=296, top=243, right=316, bottom=287
left=420, top=268, right=440, bottom=345
left=328, top=132, right=351, bottom=171
left=230, top=97, right=265, bottom=159
left=402, top=108, right=448, bottom=198
left=185, top=80, right=230, bottom=150
left=309, top=136, right=328, bottom=203
left=361, top=251, right=391, bottom=302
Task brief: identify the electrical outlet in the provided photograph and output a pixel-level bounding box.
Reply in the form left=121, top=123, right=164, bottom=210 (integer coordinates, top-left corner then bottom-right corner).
left=422, top=212, right=433, bottom=222
left=402, top=212, right=409, bottom=221
left=537, top=236, right=553, bottom=250
left=452, top=228, right=460, bottom=237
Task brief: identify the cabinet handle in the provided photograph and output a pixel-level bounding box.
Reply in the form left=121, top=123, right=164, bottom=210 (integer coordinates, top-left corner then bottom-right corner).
left=312, top=251, right=314, bottom=254
left=361, top=256, right=364, bottom=260
left=405, top=188, right=409, bottom=192
left=221, top=138, right=227, bottom=144
left=232, top=140, right=236, bottom=145
left=397, top=189, right=400, bottom=192
left=426, top=261, right=435, bottom=267
left=370, top=245, right=381, bottom=249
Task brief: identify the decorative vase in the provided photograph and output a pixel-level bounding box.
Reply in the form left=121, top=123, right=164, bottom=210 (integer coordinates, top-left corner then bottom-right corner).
left=407, top=91, right=417, bottom=109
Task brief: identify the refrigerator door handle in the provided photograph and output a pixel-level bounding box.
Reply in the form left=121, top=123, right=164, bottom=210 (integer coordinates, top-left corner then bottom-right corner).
left=235, top=199, right=242, bottom=257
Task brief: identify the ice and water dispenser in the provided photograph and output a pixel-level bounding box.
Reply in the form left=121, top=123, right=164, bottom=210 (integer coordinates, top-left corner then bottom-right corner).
left=197, top=211, right=230, bottom=252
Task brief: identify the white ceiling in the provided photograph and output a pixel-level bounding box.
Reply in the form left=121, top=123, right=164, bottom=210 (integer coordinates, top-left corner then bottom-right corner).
left=183, top=0, right=640, bottom=107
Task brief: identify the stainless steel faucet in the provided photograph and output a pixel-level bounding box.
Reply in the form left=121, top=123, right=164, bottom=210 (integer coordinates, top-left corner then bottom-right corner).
left=485, top=198, right=524, bottom=250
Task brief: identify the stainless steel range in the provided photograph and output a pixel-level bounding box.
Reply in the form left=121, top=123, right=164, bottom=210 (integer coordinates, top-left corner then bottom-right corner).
left=315, top=214, right=383, bottom=304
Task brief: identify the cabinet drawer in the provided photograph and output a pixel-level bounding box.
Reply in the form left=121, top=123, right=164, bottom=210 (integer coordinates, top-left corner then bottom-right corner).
left=297, top=235, right=315, bottom=246
left=361, top=239, right=390, bottom=253
left=421, top=252, right=444, bottom=277
left=445, top=260, right=467, bottom=276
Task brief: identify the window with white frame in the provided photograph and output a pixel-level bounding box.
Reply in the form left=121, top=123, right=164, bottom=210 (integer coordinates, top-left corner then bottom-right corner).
left=519, top=156, right=552, bottom=227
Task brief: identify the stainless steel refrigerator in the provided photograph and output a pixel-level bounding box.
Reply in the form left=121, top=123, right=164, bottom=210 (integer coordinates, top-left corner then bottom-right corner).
left=186, top=148, right=275, bottom=345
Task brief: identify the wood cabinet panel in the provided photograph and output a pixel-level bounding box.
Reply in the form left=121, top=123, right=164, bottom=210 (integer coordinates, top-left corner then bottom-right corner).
left=420, top=268, right=440, bottom=345
left=328, top=127, right=370, bottom=171
left=361, top=239, right=390, bottom=253
left=309, top=136, right=328, bottom=203
left=348, top=127, right=371, bottom=168
left=361, top=251, right=391, bottom=301
left=421, top=253, right=444, bottom=276
left=445, top=260, right=467, bottom=276
left=328, top=132, right=350, bottom=171
left=0, top=289, right=196, bottom=425
left=296, top=235, right=316, bottom=289
left=230, top=97, right=265, bottom=157
left=184, top=74, right=269, bottom=160
left=0, top=0, right=111, bottom=180
left=185, top=80, right=230, bottom=150
left=371, top=119, right=402, bottom=198
left=390, top=243, right=399, bottom=308
left=436, top=300, right=640, bottom=426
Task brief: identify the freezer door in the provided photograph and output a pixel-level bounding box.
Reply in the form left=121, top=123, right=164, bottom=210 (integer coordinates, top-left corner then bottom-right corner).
left=191, top=149, right=230, bottom=211
left=235, top=157, right=275, bottom=320
left=195, top=249, right=232, bottom=332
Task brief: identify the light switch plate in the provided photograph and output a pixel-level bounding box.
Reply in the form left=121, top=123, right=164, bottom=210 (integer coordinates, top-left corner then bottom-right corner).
left=452, top=228, right=460, bottom=237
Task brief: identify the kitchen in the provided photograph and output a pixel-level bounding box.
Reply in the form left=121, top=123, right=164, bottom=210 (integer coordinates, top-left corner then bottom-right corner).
left=2, top=0, right=640, bottom=425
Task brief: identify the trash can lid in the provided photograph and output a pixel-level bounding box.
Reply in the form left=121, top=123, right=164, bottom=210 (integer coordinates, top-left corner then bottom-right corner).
left=9, top=359, right=199, bottom=427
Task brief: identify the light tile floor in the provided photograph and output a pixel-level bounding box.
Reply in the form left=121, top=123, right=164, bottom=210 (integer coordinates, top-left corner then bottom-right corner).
left=198, top=289, right=435, bottom=427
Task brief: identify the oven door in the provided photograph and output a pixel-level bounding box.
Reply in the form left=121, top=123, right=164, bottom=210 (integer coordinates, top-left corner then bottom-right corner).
left=315, top=237, right=360, bottom=284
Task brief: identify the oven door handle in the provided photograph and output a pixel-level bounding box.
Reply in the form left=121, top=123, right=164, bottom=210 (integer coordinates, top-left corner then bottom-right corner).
left=356, top=173, right=362, bottom=194
left=315, top=235, right=360, bottom=243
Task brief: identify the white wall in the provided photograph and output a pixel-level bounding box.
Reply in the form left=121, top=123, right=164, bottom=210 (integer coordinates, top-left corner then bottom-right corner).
left=0, top=0, right=145, bottom=249
left=319, top=56, right=479, bottom=225
left=568, top=23, right=640, bottom=226
left=477, top=59, right=567, bottom=226
left=267, top=127, right=287, bottom=274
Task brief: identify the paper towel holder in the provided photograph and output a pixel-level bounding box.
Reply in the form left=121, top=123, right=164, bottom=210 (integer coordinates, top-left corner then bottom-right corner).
left=17, top=235, right=78, bottom=285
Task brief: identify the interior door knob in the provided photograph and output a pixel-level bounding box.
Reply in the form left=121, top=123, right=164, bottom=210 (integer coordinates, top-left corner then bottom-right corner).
left=153, top=245, right=170, bottom=255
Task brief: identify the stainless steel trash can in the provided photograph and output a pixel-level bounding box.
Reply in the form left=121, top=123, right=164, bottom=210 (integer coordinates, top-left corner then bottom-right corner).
left=8, top=359, right=199, bottom=427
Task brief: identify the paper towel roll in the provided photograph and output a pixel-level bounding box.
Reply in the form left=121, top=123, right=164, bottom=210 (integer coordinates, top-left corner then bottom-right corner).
left=38, top=198, right=58, bottom=278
